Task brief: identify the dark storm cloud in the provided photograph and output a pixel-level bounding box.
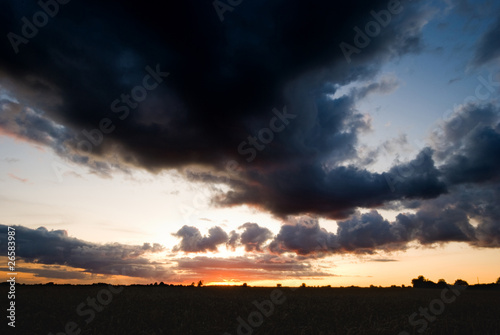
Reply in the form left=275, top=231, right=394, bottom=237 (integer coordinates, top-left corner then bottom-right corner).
left=472, top=16, right=500, bottom=66
left=399, top=183, right=500, bottom=248
left=0, top=0, right=443, bottom=218
left=433, top=103, right=500, bottom=185
left=0, top=99, right=120, bottom=176
left=394, top=207, right=476, bottom=245
left=372, top=102, right=500, bottom=249
left=336, top=211, right=402, bottom=253
left=268, top=213, right=410, bottom=256
left=173, top=222, right=272, bottom=253
left=213, top=147, right=447, bottom=219
left=0, top=225, right=170, bottom=279
left=441, top=125, right=500, bottom=185
left=226, top=230, right=240, bottom=251
left=1, top=0, right=498, bottom=251
left=172, top=225, right=228, bottom=253
left=269, top=216, right=339, bottom=255
left=238, top=223, right=273, bottom=252
left=432, top=103, right=499, bottom=157
left=433, top=183, right=500, bottom=248
left=0, top=100, right=67, bottom=146
left=0, top=0, right=425, bottom=171
left=268, top=205, right=478, bottom=256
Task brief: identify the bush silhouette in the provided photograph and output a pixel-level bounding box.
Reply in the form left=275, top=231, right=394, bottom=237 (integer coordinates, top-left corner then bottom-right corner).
left=454, top=279, right=468, bottom=286
left=411, top=275, right=438, bottom=288
left=437, top=279, right=447, bottom=288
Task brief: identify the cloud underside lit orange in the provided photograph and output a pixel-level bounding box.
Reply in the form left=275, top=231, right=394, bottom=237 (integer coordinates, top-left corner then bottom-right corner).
left=0, top=256, right=332, bottom=286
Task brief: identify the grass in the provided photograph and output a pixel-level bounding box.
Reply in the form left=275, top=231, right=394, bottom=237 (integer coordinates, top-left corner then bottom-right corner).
left=2, top=285, right=499, bottom=334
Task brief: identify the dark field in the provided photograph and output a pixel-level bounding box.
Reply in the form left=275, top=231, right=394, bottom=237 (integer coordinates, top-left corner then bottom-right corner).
left=2, top=285, right=500, bottom=335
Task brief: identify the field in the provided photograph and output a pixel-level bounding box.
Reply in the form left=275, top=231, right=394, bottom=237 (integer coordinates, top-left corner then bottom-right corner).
left=2, top=285, right=500, bottom=335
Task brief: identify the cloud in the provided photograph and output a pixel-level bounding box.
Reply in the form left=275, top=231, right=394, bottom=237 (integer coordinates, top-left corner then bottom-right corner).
left=0, top=265, right=93, bottom=280
left=8, top=173, right=28, bottom=183
left=431, top=183, right=500, bottom=248
left=472, top=16, right=500, bottom=66
left=267, top=205, right=480, bottom=257
left=0, top=0, right=443, bottom=220
left=172, top=225, right=228, bottom=253
left=353, top=75, right=400, bottom=100
left=450, top=0, right=498, bottom=19
left=0, top=225, right=170, bottom=279
left=0, top=0, right=428, bottom=172
left=238, top=222, right=273, bottom=252
left=269, top=216, right=339, bottom=255
left=431, top=103, right=500, bottom=185
left=268, top=213, right=409, bottom=256
left=1, top=0, right=498, bottom=256
left=226, top=230, right=240, bottom=251
left=175, top=254, right=332, bottom=281
left=212, top=147, right=447, bottom=220
left=0, top=100, right=121, bottom=176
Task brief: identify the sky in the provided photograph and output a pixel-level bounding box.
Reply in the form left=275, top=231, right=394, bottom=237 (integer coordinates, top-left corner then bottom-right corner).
left=0, top=0, right=499, bottom=287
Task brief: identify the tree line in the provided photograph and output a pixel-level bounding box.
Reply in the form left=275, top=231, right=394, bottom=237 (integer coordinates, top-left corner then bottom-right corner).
left=411, top=275, right=500, bottom=290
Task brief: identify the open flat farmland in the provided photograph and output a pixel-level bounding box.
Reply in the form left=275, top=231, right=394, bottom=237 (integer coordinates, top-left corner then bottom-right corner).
left=2, top=285, right=500, bottom=335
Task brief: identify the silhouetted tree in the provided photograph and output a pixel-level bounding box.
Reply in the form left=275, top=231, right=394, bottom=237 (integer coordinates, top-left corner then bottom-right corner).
left=496, top=277, right=500, bottom=285
left=437, top=279, right=447, bottom=288
left=412, top=275, right=426, bottom=288
left=301, top=283, right=306, bottom=288
left=190, top=282, right=195, bottom=287
left=277, top=283, right=282, bottom=287
left=242, top=283, right=248, bottom=287
left=454, top=279, right=468, bottom=286
left=412, top=275, right=438, bottom=288
left=197, top=280, right=204, bottom=287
